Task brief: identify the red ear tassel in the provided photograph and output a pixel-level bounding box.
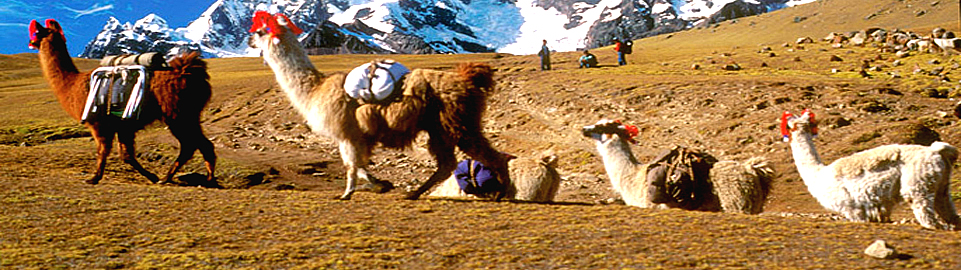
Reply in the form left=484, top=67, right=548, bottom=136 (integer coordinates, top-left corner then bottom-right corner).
left=44, top=19, right=65, bottom=42
left=780, top=111, right=792, bottom=141
left=250, top=11, right=267, bottom=32
left=28, top=20, right=38, bottom=49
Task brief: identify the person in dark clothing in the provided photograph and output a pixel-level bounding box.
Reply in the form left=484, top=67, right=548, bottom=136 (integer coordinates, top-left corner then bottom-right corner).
left=613, top=38, right=627, bottom=66
left=537, top=39, right=551, bottom=70
left=579, top=49, right=598, bottom=68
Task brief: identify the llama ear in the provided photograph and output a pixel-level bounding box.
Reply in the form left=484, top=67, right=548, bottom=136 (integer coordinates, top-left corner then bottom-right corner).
left=275, top=14, right=303, bottom=35
left=44, top=19, right=65, bottom=42
left=780, top=111, right=793, bottom=142
left=802, top=109, right=818, bottom=136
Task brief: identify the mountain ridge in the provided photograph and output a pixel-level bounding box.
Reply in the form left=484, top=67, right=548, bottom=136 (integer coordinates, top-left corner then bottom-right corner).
left=79, top=0, right=817, bottom=58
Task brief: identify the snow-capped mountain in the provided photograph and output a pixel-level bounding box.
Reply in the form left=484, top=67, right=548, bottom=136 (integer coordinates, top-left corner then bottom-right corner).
left=80, top=0, right=816, bottom=58
left=80, top=14, right=202, bottom=58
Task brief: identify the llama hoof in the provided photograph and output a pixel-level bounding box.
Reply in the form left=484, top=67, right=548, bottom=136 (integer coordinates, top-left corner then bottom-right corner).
left=336, top=194, right=352, bottom=200
left=145, top=175, right=161, bottom=184
left=84, top=178, right=100, bottom=185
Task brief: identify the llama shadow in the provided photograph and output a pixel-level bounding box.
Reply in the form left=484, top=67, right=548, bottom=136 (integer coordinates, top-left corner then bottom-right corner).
left=427, top=197, right=593, bottom=206
left=169, top=173, right=223, bottom=189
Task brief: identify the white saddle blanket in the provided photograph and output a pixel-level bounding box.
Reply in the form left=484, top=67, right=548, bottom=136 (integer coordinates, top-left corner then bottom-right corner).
left=343, top=60, right=410, bottom=103
left=81, top=65, right=149, bottom=122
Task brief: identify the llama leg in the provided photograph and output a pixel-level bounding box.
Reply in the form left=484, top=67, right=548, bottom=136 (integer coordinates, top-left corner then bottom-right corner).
left=903, top=178, right=946, bottom=229
left=162, top=123, right=216, bottom=183
left=405, top=137, right=456, bottom=200
left=337, top=140, right=371, bottom=200
left=87, top=127, right=115, bottom=185
left=117, top=130, right=160, bottom=183
left=934, top=178, right=961, bottom=230
left=195, top=134, right=217, bottom=182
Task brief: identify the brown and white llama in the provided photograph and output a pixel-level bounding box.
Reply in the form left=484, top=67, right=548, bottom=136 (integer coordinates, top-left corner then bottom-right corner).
left=582, top=119, right=774, bottom=213
left=428, top=152, right=561, bottom=202
left=29, top=19, right=216, bottom=184
left=782, top=110, right=961, bottom=230
left=246, top=11, right=510, bottom=200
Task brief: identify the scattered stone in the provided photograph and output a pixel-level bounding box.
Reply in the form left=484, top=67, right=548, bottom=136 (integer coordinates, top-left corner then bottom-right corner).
left=829, top=117, right=853, bottom=128
left=793, top=56, right=802, bottom=62
left=919, top=87, right=948, bottom=98
left=830, top=55, right=843, bottom=61
left=760, top=62, right=769, bottom=67
left=929, top=59, right=941, bottom=64
left=691, top=63, right=700, bottom=70
left=892, top=59, right=902, bottom=66
left=876, top=87, right=903, bottom=96
left=895, top=51, right=909, bottom=58
left=722, top=63, right=742, bottom=71
left=865, top=240, right=897, bottom=259
left=931, top=66, right=944, bottom=75
left=796, top=37, right=814, bottom=44
left=768, top=52, right=777, bottom=57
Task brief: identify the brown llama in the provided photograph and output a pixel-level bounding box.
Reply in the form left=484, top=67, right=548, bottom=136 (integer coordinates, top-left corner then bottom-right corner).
left=247, top=11, right=510, bottom=200
left=28, top=19, right=216, bottom=184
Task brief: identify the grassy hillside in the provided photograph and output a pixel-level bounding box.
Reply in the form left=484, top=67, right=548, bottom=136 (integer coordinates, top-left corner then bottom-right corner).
left=3, top=0, right=961, bottom=268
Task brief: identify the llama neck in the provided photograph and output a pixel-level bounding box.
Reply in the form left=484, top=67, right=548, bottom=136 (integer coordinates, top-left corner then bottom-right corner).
left=262, top=35, right=324, bottom=108
left=38, top=41, right=80, bottom=91
left=596, top=136, right=641, bottom=191
left=789, top=131, right=827, bottom=184
left=38, top=41, right=85, bottom=120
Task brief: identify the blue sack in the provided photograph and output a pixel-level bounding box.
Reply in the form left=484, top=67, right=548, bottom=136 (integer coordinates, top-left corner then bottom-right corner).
left=454, top=159, right=504, bottom=196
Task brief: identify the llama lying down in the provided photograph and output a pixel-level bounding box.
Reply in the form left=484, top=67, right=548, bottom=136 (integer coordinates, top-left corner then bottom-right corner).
left=428, top=152, right=562, bottom=202
left=582, top=119, right=774, bottom=213
left=247, top=11, right=511, bottom=200
left=783, top=110, right=961, bottom=230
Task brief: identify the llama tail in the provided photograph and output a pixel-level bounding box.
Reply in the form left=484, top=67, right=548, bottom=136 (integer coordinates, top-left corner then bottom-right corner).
left=743, top=156, right=776, bottom=202
left=157, top=51, right=211, bottom=120
left=457, top=62, right=495, bottom=92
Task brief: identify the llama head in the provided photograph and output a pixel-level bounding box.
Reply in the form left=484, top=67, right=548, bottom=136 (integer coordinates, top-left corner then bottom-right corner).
left=27, top=19, right=66, bottom=50
left=780, top=109, right=818, bottom=142
left=582, top=119, right=639, bottom=144
left=247, top=11, right=304, bottom=50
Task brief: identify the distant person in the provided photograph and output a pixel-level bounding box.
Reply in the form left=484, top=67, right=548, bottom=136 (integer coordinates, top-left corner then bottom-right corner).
left=579, top=50, right=598, bottom=68
left=613, top=38, right=631, bottom=66
left=537, top=39, right=551, bottom=71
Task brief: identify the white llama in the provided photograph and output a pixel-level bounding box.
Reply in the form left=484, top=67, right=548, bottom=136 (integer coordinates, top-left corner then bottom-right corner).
left=783, top=110, right=961, bottom=230
left=581, top=119, right=773, bottom=212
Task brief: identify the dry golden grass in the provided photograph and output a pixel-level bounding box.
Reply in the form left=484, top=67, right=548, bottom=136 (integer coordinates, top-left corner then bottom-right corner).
left=3, top=0, right=961, bottom=268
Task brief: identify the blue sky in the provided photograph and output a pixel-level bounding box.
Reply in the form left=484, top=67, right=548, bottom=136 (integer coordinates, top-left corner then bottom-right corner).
left=0, top=0, right=215, bottom=56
